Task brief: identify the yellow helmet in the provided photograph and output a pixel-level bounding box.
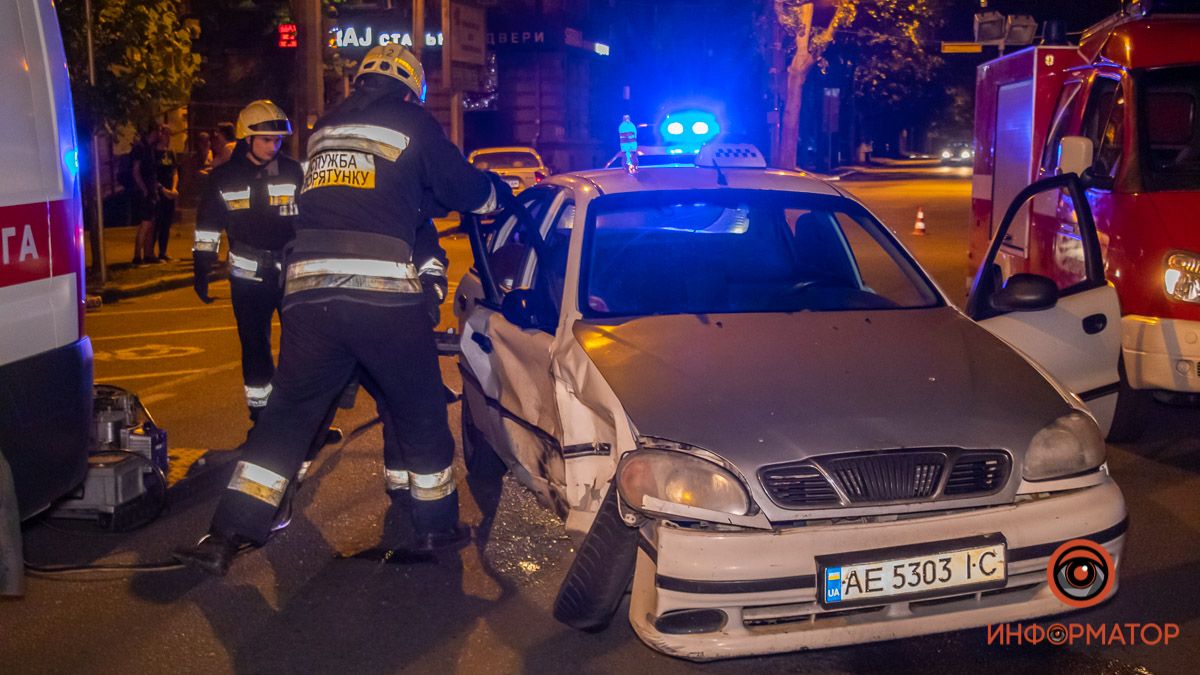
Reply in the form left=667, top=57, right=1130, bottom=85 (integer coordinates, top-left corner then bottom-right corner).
left=355, top=44, right=426, bottom=103
left=235, top=100, right=292, bottom=139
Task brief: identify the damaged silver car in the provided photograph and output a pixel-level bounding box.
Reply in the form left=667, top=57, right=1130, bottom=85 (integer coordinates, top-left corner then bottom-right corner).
left=451, top=144, right=1126, bottom=660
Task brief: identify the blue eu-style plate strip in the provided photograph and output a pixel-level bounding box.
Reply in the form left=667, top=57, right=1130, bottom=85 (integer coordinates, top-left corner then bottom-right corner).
left=824, top=567, right=843, bottom=604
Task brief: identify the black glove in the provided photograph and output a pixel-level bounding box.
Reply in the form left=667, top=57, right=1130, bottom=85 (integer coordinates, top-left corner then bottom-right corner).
left=487, top=171, right=514, bottom=209
left=193, top=252, right=216, bottom=304
left=420, top=274, right=447, bottom=328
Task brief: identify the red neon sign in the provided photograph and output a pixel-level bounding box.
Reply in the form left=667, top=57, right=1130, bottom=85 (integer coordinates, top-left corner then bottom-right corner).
left=277, top=23, right=298, bottom=48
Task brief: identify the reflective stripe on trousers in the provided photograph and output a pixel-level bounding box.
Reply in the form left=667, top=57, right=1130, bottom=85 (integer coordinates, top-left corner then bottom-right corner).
left=410, top=467, right=455, bottom=501
left=385, top=468, right=410, bottom=492
left=228, top=461, right=289, bottom=507
left=246, top=383, right=273, bottom=408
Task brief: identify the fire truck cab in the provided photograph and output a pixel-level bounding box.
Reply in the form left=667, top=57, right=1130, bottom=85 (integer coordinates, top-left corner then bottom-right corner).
left=0, top=0, right=93, bottom=591
left=970, top=1, right=1200, bottom=441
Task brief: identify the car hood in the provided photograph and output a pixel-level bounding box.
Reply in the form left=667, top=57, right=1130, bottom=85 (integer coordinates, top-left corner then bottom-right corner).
left=573, top=308, right=1072, bottom=495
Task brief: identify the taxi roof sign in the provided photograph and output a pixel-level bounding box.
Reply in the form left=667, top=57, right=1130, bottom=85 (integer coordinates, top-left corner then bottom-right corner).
left=695, top=143, right=767, bottom=169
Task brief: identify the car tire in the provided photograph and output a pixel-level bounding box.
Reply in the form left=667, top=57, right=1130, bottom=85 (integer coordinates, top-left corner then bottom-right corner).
left=1106, top=355, right=1151, bottom=443
left=553, top=482, right=639, bottom=632
left=461, top=398, right=507, bottom=478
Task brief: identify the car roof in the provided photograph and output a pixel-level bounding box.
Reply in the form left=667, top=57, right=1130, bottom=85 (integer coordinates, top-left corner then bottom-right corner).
left=469, top=146, right=540, bottom=156
left=548, top=165, right=845, bottom=197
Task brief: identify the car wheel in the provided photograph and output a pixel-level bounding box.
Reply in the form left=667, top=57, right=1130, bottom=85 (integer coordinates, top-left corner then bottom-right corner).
left=1106, top=355, right=1151, bottom=443
left=461, top=398, right=507, bottom=478
left=553, top=482, right=639, bottom=632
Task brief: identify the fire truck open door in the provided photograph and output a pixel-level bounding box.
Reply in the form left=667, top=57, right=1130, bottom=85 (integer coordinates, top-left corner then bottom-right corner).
left=967, top=173, right=1121, bottom=434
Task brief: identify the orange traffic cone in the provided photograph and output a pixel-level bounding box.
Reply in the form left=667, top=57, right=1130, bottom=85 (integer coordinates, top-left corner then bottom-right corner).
left=912, top=207, right=927, bottom=236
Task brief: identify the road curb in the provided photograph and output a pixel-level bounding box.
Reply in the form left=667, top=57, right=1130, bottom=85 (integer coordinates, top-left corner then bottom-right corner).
left=90, top=268, right=229, bottom=304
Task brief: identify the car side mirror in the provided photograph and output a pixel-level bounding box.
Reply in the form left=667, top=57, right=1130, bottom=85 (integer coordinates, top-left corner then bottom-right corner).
left=989, top=273, right=1059, bottom=312
left=501, top=288, right=552, bottom=330
left=1082, top=167, right=1115, bottom=191
left=1058, top=136, right=1093, bottom=177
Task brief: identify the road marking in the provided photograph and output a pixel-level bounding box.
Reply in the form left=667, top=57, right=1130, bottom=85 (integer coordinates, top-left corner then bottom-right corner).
left=92, top=304, right=231, bottom=317
left=96, top=368, right=212, bottom=382
left=95, top=344, right=205, bottom=361
left=138, top=361, right=243, bottom=395
left=92, top=322, right=280, bottom=342
left=139, top=392, right=176, bottom=405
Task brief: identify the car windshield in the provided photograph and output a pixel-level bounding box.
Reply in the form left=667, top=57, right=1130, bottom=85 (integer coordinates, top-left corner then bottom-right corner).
left=472, top=151, right=540, bottom=170
left=1138, top=66, right=1200, bottom=191
left=581, top=189, right=942, bottom=317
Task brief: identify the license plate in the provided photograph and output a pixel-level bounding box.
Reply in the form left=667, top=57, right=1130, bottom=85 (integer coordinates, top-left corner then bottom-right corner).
left=818, top=536, right=1007, bottom=608
left=504, top=177, right=520, bottom=188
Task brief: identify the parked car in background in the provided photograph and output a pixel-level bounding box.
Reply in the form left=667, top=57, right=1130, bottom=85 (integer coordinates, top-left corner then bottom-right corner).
left=449, top=143, right=1127, bottom=660
left=468, top=146, right=548, bottom=194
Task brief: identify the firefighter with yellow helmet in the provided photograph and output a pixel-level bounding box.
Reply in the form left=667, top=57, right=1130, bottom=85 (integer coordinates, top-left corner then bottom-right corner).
left=192, top=100, right=304, bottom=424
left=176, top=45, right=509, bottom=575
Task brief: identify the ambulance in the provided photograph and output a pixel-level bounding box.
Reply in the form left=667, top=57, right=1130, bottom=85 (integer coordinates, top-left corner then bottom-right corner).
left=0, top=0, right=92, bottom=586
left=969, top=0, right=1200, bottom=441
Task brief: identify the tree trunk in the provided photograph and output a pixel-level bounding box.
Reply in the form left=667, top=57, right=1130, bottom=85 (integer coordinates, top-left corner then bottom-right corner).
left=777, top=3, right=816, bottom=170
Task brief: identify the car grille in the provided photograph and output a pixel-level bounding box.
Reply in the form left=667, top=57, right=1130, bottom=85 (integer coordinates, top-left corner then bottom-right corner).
left=944, top=451, right=1010, bottom=496
left=757, top=465, right=840, bottom=507
left=823, top=451, right=945, bottom=502
left=760, top=449, right=1012, bottom=509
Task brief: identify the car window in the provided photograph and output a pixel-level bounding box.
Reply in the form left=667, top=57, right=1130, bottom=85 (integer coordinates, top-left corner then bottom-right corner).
left=485, top=186, right=556, bottom=292
left=1138, top=65, right=1200, bottom=191
left=472, top=151, right=541, bottom=170
left=517, top=200, right=575, bottom=318
left=581, top=190, right=941, bottom=317
left=1095, top=84, right=1127, bottom=178
left=1080, top=76, right=1120, bottom=168
left=1040, top=81, right=1082, bottom=176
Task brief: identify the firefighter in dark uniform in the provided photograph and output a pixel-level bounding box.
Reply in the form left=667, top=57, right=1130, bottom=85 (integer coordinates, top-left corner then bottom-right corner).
left=193, top=100, right=302, bottom=423
left=175, top=44, right=507, bottom=575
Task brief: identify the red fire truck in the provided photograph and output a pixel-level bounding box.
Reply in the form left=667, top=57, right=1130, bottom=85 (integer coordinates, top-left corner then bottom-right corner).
left=970, top=0, right=1200, bottom=441
left=0, top=0, right=93, bottom=591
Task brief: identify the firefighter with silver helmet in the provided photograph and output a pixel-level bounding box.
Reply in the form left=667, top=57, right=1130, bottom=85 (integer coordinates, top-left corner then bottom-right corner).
left=193, top=100, right=304, bottom=424
left=175, top=45, right=509, bottom=575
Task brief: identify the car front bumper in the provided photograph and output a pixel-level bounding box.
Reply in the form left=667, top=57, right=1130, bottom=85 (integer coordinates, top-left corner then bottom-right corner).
left=628, top=477, right=1126, bottom=661
left=1122, top=315, right=1200, bottom=392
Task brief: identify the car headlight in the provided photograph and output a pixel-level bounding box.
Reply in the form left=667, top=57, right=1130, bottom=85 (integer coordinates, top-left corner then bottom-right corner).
left=960, top=149, right=972, bottom=159
left=1024, top=411, right=1106, bottom=481
left=1164, top=251, right=1200, bottom=304
left=616, top=448, right=751, bottom=516
left=941, top=150, right=952, bottom=159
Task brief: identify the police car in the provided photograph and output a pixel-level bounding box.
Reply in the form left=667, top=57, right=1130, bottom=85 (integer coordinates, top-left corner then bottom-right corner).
left=451, top=143, right=1127, bottom=659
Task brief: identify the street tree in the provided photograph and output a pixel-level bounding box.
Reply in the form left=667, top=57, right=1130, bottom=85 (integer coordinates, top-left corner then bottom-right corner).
left=827, top=0, right=944, bottom=154
left=56, top=0, right=202, bottom=137
left=773, top=0, right=854, bottom=169
left=772, top=0, right=943, bottom=167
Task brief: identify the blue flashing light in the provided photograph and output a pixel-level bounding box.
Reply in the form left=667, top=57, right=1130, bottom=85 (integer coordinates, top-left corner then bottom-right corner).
left=659, top=110, right=720, bottom=148
left=63, top=148, right=79, bottom=177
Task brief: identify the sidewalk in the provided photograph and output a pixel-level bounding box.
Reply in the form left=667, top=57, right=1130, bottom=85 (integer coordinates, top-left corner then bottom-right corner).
left=86, top=209, right=462, bottom=303
left=85, top=207, right=226, bottom=303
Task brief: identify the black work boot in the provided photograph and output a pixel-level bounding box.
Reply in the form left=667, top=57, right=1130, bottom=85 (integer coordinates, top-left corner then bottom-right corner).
left=322, top=426, right=343, bottom=447
left=173, top=532, right=242, bottom=576
left=411, top=523, right=472, bottom=553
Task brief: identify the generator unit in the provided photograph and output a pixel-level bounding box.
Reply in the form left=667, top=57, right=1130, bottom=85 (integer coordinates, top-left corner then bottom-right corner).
left=50, top=385, right=168, bottom=530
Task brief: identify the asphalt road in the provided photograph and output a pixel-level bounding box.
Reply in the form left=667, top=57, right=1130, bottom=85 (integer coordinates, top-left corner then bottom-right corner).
left=3, top=167, right=1199, bottom=674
